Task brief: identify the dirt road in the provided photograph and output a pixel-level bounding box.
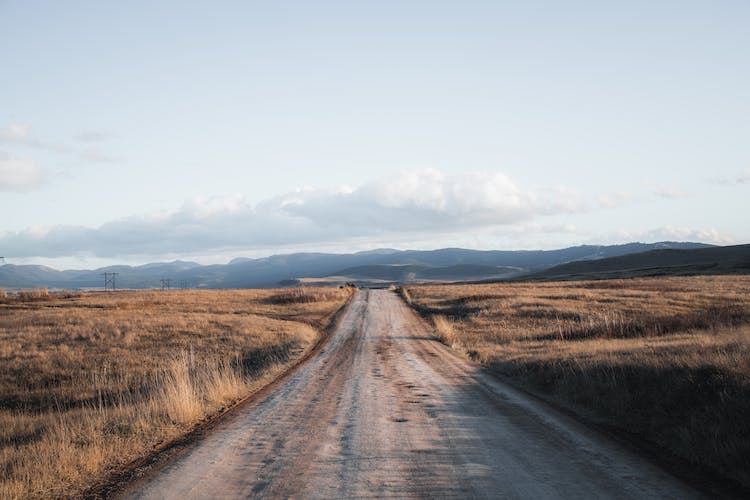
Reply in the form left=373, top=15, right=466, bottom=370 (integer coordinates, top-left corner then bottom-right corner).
left=125, top=290, right=701, bottom=499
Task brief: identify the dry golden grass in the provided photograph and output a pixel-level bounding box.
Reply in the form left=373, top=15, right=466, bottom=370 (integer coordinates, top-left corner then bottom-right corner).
left=0, top=287, right=351, bottom=499
left=405, top=276, right=750, bottom=489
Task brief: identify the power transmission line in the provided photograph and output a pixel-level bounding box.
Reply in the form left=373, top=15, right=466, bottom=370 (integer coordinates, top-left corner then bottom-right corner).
left=101, top=272, right=119, bottom=291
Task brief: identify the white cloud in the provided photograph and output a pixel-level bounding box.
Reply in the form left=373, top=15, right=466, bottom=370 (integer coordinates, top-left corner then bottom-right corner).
left=0, top=124, right=31, bottom=142
left=280, top=169, right=549, bottom=231
left=0, top=169, right=583, bottom=258
left=0, top=151, right=45, bottom=191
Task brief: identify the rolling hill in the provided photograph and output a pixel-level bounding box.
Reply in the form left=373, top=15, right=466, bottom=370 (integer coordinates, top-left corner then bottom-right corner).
left=520, top=244, right=750, bottom=281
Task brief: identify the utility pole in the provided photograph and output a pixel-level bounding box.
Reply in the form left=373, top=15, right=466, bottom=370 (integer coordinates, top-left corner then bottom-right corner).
left=179, top=280, right=189, bottom=289
left=160, top=278, right=172, bottom=290
left=101, top=272, right=119, bottom=291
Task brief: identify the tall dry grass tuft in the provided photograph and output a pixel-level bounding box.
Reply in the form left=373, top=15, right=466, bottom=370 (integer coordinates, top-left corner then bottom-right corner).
left=204, top=363, right=248, bottom=406
left=432, top=316, right=460, bottom=350
left=155, top=352, right=253, bottom=425
left=15, top=288, right=50, bottom=302
left=158, top=353, right=202, bottom=425
left=398, top=286, right=412, bottom=305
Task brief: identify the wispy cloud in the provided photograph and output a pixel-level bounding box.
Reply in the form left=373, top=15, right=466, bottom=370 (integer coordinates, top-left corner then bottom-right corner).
left=0, top=169, right=586, bottom=258
left=709, top=169, right=750, bottom=186
left=74, top=131, right=113, bottom=143
left=0, top=123, right=114, bottom=163
left=652, top=185, right=690, bottom=199
left=0, top=151, right=45, bottom=191
left=597, top=191, right=633, bottom=208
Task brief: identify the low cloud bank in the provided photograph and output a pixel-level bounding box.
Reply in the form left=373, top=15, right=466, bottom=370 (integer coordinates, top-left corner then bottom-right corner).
left=2, top=169, right=732, bottom=260
left=604, top=227, right=735, bottom=246
left=1, top=170, right=578, bottom=258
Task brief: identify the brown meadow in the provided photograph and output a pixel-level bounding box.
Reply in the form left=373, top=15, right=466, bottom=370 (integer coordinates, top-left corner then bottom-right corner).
left=0, top=287, right=351, bottom=498
left=403, top=276, right=750, bottom=489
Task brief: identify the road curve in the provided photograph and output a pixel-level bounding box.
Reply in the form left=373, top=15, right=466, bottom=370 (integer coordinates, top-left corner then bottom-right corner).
left=124, top=289, right=702, bottom=499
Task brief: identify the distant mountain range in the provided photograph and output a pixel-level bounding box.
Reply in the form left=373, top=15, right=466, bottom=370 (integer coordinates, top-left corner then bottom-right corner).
left=0, top=242, right=724, bottom=290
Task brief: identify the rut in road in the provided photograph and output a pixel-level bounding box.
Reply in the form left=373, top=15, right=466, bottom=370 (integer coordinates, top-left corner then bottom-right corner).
left=124, top=289, right=702, bottom=499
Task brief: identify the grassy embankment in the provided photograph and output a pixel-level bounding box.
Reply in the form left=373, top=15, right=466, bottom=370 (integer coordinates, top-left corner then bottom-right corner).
left=0, top=287, right=351, bottom=498
left=402, top=276, right=750, bottom=489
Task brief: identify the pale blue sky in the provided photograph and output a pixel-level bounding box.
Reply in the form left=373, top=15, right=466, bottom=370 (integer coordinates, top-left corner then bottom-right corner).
left=1, top=1, right=748, bottom=268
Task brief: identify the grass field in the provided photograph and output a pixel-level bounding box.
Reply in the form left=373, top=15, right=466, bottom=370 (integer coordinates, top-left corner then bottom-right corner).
left=0, top=287, right=351, bottom=498
left=403, top=276, right=750, bottom=489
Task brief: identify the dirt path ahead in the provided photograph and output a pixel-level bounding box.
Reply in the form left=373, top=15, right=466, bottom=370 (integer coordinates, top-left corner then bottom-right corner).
left=124, top=290, right=701, bottom=499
